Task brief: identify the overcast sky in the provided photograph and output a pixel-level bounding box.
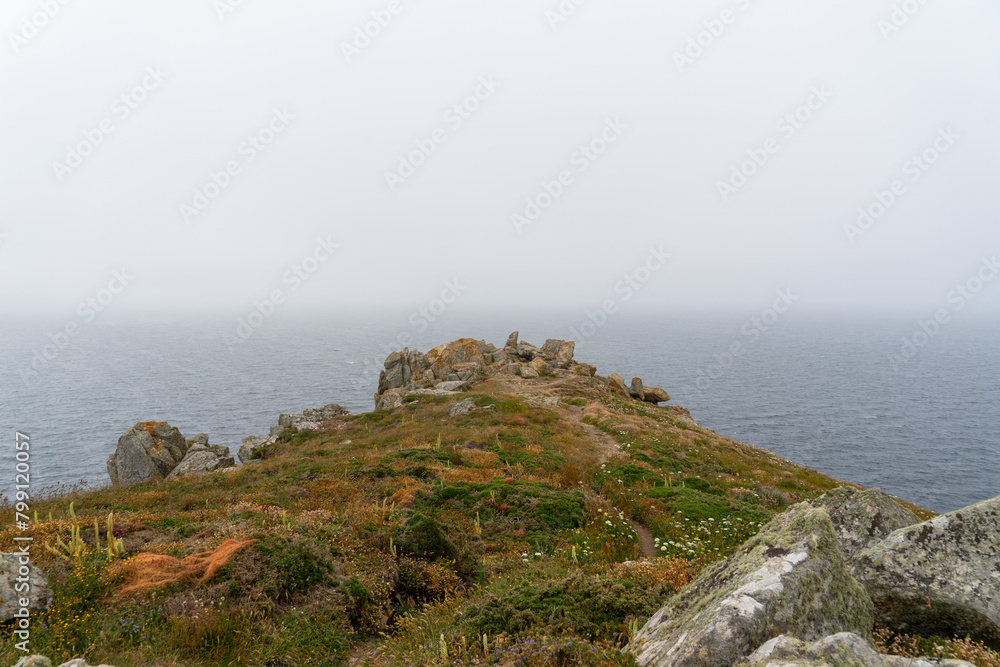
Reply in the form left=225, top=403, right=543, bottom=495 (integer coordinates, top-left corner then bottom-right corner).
left=2, top=0, right=999, bottom=322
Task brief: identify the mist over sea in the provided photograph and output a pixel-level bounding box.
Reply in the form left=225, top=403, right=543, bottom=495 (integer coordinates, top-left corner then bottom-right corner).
left=1, top=312, right=997, bottom=514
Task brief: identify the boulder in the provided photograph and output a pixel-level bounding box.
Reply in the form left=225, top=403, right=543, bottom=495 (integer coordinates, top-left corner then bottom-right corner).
left=852, top=494, right=1000, bottom=648
left=379, top=349, right=431, bottom=394
left=608, top=373, right=629, bottom=396
left=519, top=366, right=540, bottom=379
left=540, top=339, right=575, bottom=368
left=629, top=377, right=645, bottom=401
left=448, top=398, right=477, bottom=418
left=628, top=503, right=873, bottom=667
left=187, top=433, right=209, bottom=446
left=302, top=404, right=350, bottom=422
left=504, top=331, right=519, bottom=350
left=643, top=387, right=670, bottom=404
left=529, top=357, right=552, bottom=375
left=576, top=363, right=597, bottom=377
left=741, top=633, right=974, bottom=667
left=515, top=341, right=542, bottom=361
left=1, top=554, right=52, bottom=621
left=238, top=435, right=267, bottom=464
left=810, top=486, right=919, bottom=562
left=13, top=658, right=122, bottom=667
left=107, top=422, right=188, bottom=486
left=166, top=443, right=237, bottom=479
left=424, top=339, right=489, bottom=378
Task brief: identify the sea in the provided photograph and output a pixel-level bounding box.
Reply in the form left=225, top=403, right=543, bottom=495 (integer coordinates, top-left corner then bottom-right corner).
left=1, top=312, right=997, bottom=514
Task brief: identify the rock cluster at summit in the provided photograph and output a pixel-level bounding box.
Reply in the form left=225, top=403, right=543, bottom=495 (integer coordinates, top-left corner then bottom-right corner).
left=374, top=331, right=671, bottom=410
left=628, top=485, right=999, bottom=666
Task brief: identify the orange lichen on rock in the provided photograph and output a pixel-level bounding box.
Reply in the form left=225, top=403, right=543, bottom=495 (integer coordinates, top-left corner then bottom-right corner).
left=110, top=538, right=255, bottom=597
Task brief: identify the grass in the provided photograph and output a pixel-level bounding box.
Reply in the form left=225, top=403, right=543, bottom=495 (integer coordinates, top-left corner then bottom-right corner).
left=0, top=380, right=957, bottom=667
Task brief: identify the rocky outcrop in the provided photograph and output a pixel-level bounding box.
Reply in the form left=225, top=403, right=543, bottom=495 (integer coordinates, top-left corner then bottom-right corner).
left=629, top=503, right=873, bottom=667
left=106, top=423, right=241, bottom=485
left=372, top=332, right=672, bottom=410
left=810, top=486, right=920, bottom=562
left=1, top=554, right=52, bottom=621
left=107, top=422, right=188, bottom=486
left=238, top=403, right=352, bottom=463
left=852, top=494, right=1000, bottom=648
left=740, top=633, right=974, bottom=667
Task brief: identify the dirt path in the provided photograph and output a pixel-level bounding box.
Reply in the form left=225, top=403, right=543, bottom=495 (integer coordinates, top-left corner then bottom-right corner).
left=630, top=520, right=658, bottom=560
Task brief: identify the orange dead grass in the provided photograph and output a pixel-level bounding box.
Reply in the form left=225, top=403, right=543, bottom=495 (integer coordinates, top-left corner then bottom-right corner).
left=111, top=538, right=255, bottom=597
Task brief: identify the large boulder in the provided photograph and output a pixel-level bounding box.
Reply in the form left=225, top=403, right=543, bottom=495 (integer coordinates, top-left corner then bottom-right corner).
left=628, top=503, right=873, bottom=667
left=643, top=387, right=670, bottom=404
left=166, top=443, right=237, bottom=480
left=378, top=349, right=431, bottom=394
left=852, top=494, right=1000, bottom=649
left=238, top=435, right=268, bottom=464
left=107, top=422, right=188, bottom=486
left=424, top=338, right=489, bottom=378
left=540, top=339, right=575, bottom=368
left=810, top=486, right=920, bottom=562
left=741, top=633, right=974, bottom=667
left=1, top=554, right=52, bottom=621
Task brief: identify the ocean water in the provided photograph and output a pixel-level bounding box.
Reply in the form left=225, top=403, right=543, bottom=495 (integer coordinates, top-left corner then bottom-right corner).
left=1, top=313, right=997, bottom=514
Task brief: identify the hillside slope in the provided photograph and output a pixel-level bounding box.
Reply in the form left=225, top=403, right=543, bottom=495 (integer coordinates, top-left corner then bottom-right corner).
left=0, top=335, right=934, bottom=667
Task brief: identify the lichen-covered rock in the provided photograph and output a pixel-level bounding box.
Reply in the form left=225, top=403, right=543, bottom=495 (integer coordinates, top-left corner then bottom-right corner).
left=448, top=398, right=476, bottom=418
left=740, top=633, right=974, bottom=667
left=302, top=403, right=350, bottom=422
left=644, top=387, right=670, bottom=404
left=540, top=339, right=575, bottom=368
left=853, top=494, right=1000, bottom=649
left=810, top=486, right=920, bottom=562
left=1, top=554, right=52, bottom=621
left=608, top=373, right=629, bottom=396
left=379, top=349, right=431, bottom=394
left=424, top=339, right=489, bottom=378
left=628, top=503, right=874, bottom=667
left=12, top=658, right=122, bottom=667
left=629, top=377, right=645, bottom=401
left=238, top=435, right=268, bottom=464
left=166, top=443, right=237, bottom=479
left=107, top=422, right=188, bottom=486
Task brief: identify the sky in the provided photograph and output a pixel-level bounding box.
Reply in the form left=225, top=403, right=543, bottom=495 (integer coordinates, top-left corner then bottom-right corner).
left=2, top=0, right=1000, bottom=323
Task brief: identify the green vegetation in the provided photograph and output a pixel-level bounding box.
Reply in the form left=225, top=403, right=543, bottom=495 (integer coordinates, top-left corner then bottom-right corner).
left=0, top=378, right=967, bottom=667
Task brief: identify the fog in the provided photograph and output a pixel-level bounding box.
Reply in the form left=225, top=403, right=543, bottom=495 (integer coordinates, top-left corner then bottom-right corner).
left=2, top=0, right=999, bottom=323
